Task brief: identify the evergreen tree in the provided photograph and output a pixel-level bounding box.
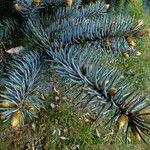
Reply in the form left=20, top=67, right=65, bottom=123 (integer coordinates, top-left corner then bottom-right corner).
left=0, top=0, right=149, bottom=145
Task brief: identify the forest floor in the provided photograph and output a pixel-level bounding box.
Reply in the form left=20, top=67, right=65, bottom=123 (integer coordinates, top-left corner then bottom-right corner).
left=0, top=0, right=150, bottom=149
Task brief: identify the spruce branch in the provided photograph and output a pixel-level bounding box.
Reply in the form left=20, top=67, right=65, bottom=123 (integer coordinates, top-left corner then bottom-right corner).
left=0, top=51, right=43, bottom=127
left=52, top=0, right=107, bottom=22
left=44, top=0, right=81, bottom=6
left=24, top=1, right=145, bottom=55
left=49, top=45, right=150, bottom=144
left=23, top=0, right=106, bottom=50
left=14, top=0, right=81, bottom=17
left=14, top=0, right=44, bottom=17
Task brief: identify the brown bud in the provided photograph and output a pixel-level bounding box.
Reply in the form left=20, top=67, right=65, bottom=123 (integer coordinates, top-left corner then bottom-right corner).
left=33, top=0, right=41, bottom=6
left=26, top=103, right=37, bottom=112
left=123, top=52, right=129, bottom=59
left=66, top=0, right=73, bottom=7
left=127, top=37, right=136, bottom=48
left=125, top=33, right=132, bottom=37
left=105, top=38, right=111, bottom=48
left=14, top=3, right=22, bottom=12
left=0, top=102, right=17, bottom=108
left=10, top=111, right=22, bottom=128
left=32, top=90, right=41, bottom=96
left=108, top=88, right=117, bottom=97
left=117, top=114, right=128, bottom=129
